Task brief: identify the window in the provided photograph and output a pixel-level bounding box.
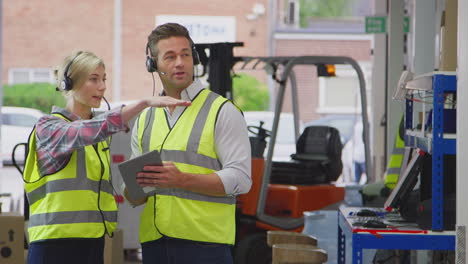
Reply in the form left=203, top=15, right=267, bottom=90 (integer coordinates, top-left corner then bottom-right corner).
left=8, top=68, right=54, bottom=84
left=317, top=63, right=371, bottom=114
left=279, top=0, right=374, bottom=33
left=284, top=0, right=300, bottom=28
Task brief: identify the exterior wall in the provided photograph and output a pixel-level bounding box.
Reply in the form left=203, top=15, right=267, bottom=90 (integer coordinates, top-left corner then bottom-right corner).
left=3, top=0, right=268, bottom=101
left=3, top=1, right=371, bottom=124
left=120, top=0, right=268, bottom=100
left=274, top=37, right=372, bottom=122
left=4, top=1, right=114, bottom=93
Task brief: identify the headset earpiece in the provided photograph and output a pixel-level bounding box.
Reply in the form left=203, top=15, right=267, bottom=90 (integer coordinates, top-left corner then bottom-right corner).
left=60, top=52, right=81, bottom=91
left=60, top=76, right=73, bottom=91
left=146, top=43, right=157, bottom=73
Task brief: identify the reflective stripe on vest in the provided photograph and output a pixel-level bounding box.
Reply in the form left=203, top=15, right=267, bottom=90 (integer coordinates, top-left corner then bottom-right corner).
left=26, top=146, right=113, bottom=205
left=23, top=114, right=117, bottom=242
left=145, top=188, right=234, bottom=205
left=137, top=89, right=236, bottom=244
left=161, top=149, right=221, bottom=171
left=384, top=133, right=405, bottom=189
left=29, top=210, right=117, bottom=227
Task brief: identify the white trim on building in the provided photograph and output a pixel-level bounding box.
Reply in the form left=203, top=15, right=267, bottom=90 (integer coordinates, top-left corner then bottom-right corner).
left=8, top=68, right=54, bottom=85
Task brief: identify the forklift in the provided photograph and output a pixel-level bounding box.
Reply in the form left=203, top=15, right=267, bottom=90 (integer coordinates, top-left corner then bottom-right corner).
left=194, top=43, right=371, bottom=263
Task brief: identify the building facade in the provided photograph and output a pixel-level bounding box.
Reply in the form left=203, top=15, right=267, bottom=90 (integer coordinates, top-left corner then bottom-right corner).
left=3, top=0, right=372, bottom=123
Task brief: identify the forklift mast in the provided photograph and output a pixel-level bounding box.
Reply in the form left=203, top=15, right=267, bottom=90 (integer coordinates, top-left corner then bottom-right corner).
left=194, top=42, right=244, bottom=100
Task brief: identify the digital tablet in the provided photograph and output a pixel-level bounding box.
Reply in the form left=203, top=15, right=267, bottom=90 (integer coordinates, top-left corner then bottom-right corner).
left=118, top=150, right=163, bottom=201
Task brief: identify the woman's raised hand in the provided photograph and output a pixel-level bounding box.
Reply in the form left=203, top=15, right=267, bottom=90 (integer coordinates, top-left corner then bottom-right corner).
left=146, top=96, right=191, bottom=108
left=121, top=96, right=191, bottom=124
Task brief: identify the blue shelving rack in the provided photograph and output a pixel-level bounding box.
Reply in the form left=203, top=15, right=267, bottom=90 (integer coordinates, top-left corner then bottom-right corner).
left=404, top=73, right=456, bottom=231
left=337, top=73, right=457, bottom=264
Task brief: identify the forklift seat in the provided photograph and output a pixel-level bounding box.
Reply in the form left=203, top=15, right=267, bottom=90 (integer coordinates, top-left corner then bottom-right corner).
left=271, top=126, right=343, bottom=184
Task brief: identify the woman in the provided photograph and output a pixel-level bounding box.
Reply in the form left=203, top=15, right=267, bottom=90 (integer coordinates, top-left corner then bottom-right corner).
left=23, top=50, right=190, bottom=264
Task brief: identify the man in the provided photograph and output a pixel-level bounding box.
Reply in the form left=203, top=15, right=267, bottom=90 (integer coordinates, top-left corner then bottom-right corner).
left=352, top=120, right=366, bottom=184
left=126, top=23, right=252, bottom=264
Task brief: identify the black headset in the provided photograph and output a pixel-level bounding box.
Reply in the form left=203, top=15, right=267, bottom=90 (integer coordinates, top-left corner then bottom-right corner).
left=60, top=52, right=82, bottom=91
left=145, top=41, right=200, bottom=73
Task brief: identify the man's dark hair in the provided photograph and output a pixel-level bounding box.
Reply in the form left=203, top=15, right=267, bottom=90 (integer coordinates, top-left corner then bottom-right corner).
left=147, top=23, right=194, bottom=59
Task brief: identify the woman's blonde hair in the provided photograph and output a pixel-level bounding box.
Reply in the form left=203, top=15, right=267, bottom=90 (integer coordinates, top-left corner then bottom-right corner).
left=54, top=51, right=105, bottom=98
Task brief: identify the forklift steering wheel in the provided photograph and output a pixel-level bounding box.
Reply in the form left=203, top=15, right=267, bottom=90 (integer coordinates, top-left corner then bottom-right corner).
left=247, top=126, right=271, bottom=138
left=247, top=121, right=271, bottom=139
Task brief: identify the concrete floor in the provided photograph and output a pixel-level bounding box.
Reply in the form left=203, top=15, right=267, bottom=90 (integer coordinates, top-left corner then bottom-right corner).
left=124, top=250, right=142, bottom=264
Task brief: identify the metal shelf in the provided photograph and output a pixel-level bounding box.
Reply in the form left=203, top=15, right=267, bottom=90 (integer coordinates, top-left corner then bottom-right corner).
left=404, top=73, right=456, bottom=231
left=338, top=207, right=455, bottom=264
left=405, top=129, right=456, bottom=154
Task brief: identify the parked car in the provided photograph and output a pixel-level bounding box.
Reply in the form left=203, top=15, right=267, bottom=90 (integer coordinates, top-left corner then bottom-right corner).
left=1, top=106, right=45, bottom=165
left=304, top=114, right=364, bottom=183
left=244, top=111, right=303, bottom=161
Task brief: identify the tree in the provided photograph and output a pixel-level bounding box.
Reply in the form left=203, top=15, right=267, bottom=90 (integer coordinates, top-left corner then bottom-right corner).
left=232, top=73, right=269, bottom=111
left=299, top=0, right=353, bottom=28
left=3, top=83, right=66, bottom=113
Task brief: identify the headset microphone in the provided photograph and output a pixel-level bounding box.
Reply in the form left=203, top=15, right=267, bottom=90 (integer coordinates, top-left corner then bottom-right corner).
left=102, top=96, right=110, bottom=111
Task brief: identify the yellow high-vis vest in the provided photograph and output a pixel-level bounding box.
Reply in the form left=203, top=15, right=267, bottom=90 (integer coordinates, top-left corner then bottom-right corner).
left=23, top=113, right=117, bottom=243
left=136, top=89, right=236, bottom=245
left=384, top=127, right=406, bottom=189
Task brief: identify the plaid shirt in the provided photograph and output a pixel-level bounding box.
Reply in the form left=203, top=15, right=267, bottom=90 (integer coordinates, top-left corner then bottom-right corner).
left=35, top=106, right=127, bottom=176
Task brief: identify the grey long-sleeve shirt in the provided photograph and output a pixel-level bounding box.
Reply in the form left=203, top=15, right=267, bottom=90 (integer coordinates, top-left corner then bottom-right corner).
left=130, top=79, right=252, bottom=196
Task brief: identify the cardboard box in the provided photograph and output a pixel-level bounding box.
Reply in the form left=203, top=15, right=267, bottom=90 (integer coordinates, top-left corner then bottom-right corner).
left=104, top=228, right=124, bottom=264
left=0, top=213, right=24, bottom=264
left=439, top=0, right=458, bottom=71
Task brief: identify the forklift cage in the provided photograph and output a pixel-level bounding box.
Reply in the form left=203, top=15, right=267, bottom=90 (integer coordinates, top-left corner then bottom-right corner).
left=236, top=55, right=372, bottom=230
